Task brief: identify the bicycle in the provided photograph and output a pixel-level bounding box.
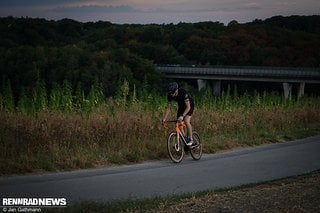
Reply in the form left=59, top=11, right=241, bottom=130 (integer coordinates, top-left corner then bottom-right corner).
left=163, top=120, right=203, bottom=163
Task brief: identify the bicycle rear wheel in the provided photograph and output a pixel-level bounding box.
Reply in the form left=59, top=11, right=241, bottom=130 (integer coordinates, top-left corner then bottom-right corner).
left=190, top=131, right=202, bottom=160
left=167, top=132, right=184, bottom=163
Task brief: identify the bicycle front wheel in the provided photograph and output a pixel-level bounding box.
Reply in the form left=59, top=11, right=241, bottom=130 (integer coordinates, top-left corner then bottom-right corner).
left=190, top=131, right=202, bottom=160
left=167, top=132, right=184, bottom=163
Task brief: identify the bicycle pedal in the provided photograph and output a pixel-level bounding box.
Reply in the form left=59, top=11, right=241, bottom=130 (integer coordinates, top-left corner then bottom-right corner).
left=190, top=144, right=199, bottom=149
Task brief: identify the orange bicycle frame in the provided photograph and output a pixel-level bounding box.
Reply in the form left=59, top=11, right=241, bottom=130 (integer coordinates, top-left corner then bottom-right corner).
left=163, top=120, right=186, bottom=144
left=175, top=121, right=186, bottom=143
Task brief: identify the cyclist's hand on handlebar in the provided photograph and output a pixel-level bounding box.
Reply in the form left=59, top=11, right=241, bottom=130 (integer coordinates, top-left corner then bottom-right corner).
left=161, top=119, right=169, bottom=129
left=177, top=116, right=184, bottom=123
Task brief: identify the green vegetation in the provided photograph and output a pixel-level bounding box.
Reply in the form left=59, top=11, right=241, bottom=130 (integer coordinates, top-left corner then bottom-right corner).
left=1, top=15, right=320, bottom=103
left=0, top=80, right=319, bottom=175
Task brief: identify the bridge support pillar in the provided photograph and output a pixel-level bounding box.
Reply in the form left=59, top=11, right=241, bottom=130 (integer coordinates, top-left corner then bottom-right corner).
left=197, top=79, right=207, bottom=91
left=297, top=82, right=305, bottom=99
left=283, top=83, right=292, bottom=100
left=213, top=80, right=221, bottom=96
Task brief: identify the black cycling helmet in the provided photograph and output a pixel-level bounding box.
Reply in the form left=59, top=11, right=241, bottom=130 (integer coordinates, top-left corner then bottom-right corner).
left=167, top=82, right=178, bottom=93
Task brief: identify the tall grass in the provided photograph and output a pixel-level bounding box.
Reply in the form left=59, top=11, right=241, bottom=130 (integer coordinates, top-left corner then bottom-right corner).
left=0, top=80, right=320, bottom=175
left=0, top=80, right=14, bottom=111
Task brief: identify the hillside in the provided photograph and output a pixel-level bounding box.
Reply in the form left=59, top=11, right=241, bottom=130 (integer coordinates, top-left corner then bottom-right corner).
left=0, top=15, right=319, bottom=98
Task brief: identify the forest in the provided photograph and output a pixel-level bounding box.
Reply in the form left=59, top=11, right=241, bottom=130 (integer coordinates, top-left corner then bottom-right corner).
left=0, top=15, right=320, bottom=103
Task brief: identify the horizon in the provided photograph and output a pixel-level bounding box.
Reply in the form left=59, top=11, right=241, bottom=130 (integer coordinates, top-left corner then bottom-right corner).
left=1, top=14, right=319, bottom=26
left=0, top=0, right=319, bottom=25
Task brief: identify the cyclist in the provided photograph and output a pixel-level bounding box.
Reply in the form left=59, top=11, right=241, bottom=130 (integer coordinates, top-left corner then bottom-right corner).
left=162, top=82, right=194, bottom=146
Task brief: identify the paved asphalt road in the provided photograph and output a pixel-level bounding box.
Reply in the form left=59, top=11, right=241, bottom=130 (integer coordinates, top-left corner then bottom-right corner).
left=1, top=135, right=320, bottom=204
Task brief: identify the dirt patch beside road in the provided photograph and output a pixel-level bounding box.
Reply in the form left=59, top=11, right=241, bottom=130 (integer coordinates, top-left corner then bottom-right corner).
left=156, top=170, right=320, bottom=212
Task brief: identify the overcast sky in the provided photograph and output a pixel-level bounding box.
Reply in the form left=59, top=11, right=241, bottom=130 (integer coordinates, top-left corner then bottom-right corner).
left=0, top=0, right=319, bottom=24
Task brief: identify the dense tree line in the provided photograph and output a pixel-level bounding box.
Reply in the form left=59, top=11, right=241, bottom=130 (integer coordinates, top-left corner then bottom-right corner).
left=0, top=15, right=319, bottom=101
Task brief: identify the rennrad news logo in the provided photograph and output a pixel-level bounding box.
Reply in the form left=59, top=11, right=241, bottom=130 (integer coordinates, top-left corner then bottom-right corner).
left=2, top=198, right=67, bottom=212
left=2, top=198, right=67, bottom=206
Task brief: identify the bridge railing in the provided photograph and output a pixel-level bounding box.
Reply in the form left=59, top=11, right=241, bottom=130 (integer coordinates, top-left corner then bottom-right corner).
left=157, top=65, right=320, bottom=78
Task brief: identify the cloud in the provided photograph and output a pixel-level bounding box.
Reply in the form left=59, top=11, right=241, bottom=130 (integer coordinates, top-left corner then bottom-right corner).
left=0, top=0, right=77, bottom=7
left=0, top=0, right=318, bottom=24
left=50, top=5, right=139, bottom=14
left=144, top=5, right=263, bottom=14
left=53, top=3, right=263, bottom=14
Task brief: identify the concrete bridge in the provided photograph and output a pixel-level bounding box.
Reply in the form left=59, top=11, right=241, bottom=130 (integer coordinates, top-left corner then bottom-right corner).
left=157, top=65, right=320, bottom=99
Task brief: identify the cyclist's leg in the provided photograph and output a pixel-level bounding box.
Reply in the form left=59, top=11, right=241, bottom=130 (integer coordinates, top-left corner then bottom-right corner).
left=185, top=102, right=194, bottom=142
left=176, top=110, right=185, bottom=135
left=184, top=115, right=193, bottom=140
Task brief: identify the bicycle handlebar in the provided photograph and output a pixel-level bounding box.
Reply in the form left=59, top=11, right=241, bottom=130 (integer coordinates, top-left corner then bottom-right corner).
left=162, top=120, right=185, bottom=129
left=165, top=120, right=179, bottom=123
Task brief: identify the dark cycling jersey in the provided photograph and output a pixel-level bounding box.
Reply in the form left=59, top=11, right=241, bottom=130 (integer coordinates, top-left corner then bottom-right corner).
left=167, top=88, right=194, bottom=117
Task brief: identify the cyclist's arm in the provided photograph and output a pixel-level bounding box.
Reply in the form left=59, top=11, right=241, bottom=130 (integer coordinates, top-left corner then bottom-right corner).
left=178, top=100, right=191, bottom=121
left=163, top=102, right=171, bottom=122
left=183, top=100, right=191, bottom=117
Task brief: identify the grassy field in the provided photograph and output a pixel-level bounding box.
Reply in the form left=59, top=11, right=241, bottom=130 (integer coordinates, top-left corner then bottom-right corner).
left=0, top=92, right=320, bottom=175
